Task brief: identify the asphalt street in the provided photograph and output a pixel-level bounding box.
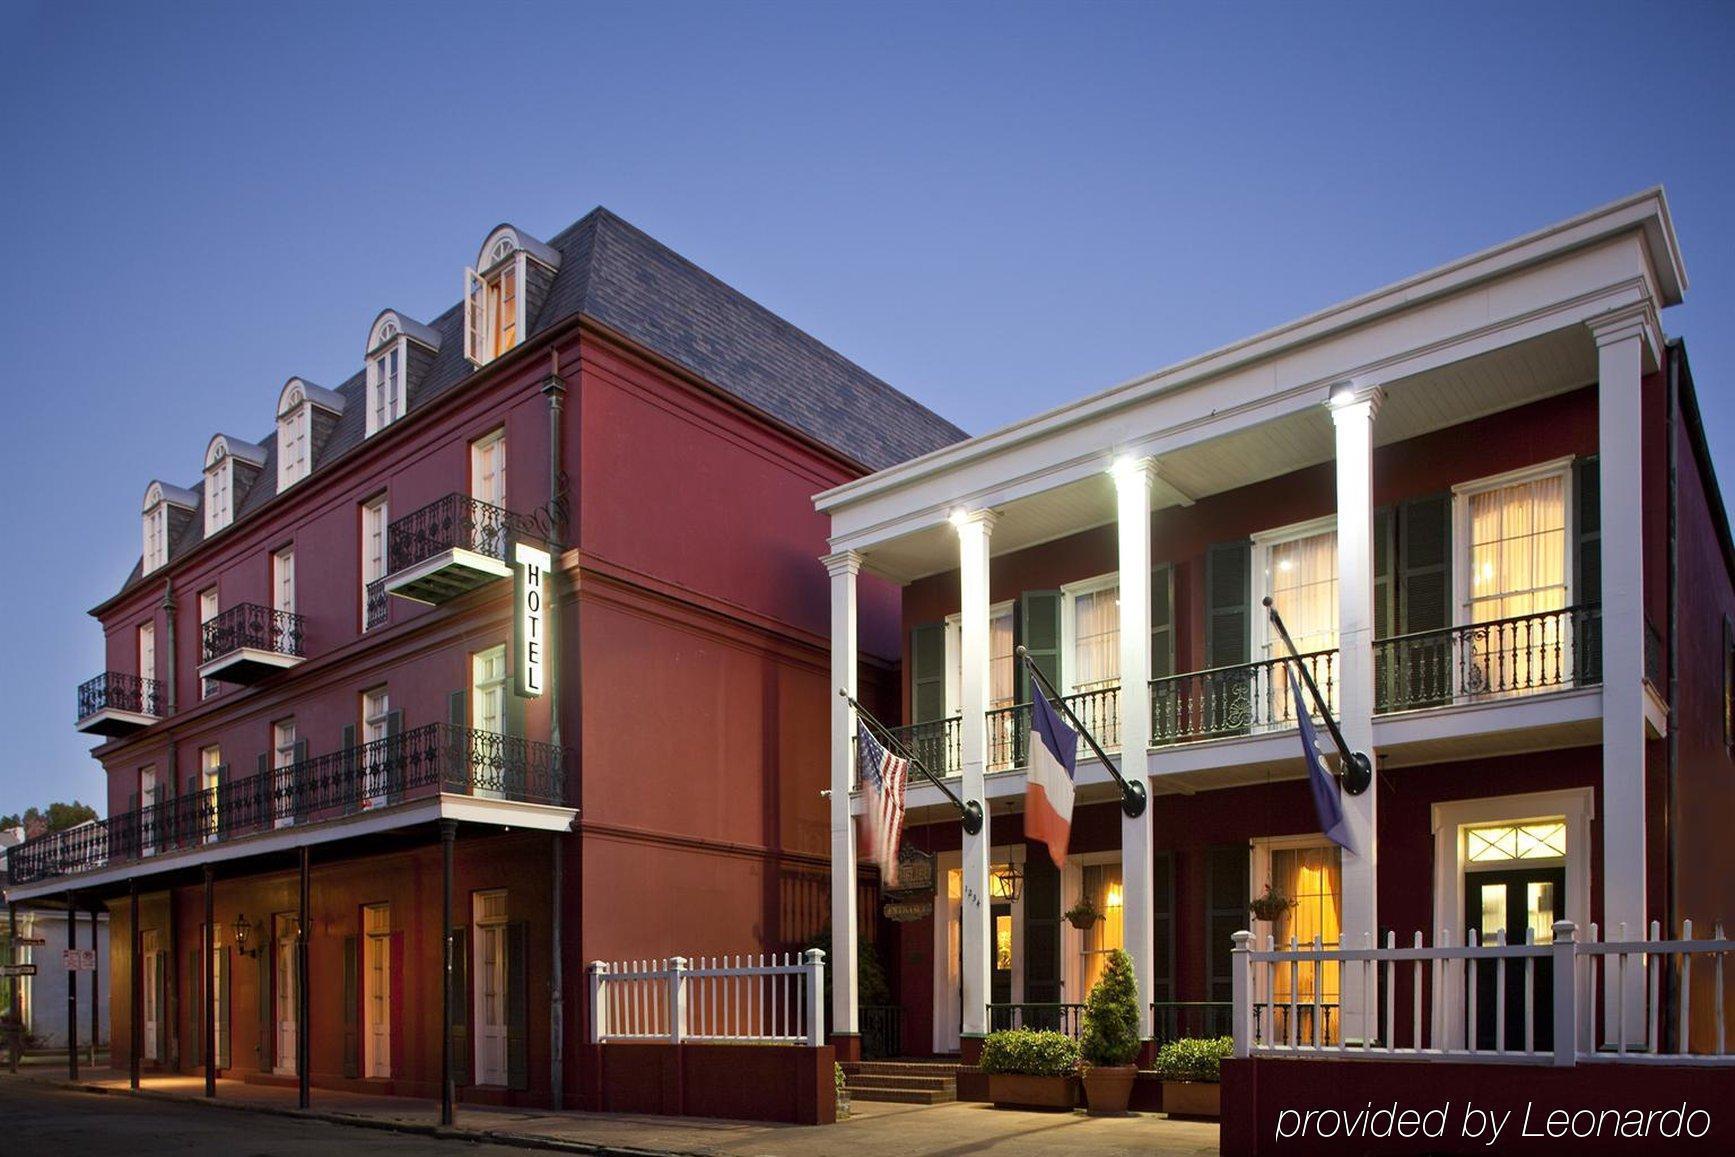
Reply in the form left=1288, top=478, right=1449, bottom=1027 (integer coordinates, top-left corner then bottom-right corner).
left=0, top=1080, right=535, bottom=1156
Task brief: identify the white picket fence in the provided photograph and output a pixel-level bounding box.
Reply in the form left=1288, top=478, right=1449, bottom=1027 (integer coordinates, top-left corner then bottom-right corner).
left=1231, top=920, right=1735, bottom=1067
left=588, top=949, right=826, bottom=1047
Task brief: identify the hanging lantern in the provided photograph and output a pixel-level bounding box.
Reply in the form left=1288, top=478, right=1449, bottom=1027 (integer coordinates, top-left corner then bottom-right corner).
left=989, top=862, right=1024, bottom=903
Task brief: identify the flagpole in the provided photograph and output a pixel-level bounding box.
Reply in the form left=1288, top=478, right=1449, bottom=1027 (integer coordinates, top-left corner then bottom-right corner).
left=1014, top=647, right=1147, bottom=818
left=840, top=691, right=984, bottom=835
left=1261, top=596, right=1373, bottom=795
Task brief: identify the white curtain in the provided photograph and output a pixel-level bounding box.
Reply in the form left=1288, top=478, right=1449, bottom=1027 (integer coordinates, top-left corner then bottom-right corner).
left=1072, top=586, right=1121, bottom=690
left=990, top=609, right=1015, bottom=708
left=1468, top=475, right=1567, bottom=621
left=1268, top=530, right=1337, bottom=721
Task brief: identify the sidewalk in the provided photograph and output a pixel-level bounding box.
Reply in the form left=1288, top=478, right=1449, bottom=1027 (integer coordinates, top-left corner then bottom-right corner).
left=4, top=1065, right=1220, bottom=1156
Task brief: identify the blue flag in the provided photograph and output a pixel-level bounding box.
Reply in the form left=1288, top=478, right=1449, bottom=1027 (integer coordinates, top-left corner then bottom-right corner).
left=1289, top=665, right=1353, bottom=852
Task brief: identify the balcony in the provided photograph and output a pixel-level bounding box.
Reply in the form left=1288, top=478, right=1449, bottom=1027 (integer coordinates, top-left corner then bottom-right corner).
left=3, top=723, right=568, bottom=887
left=198, top=603, right=306, bottom=684
left=364, top=577, right=389, bottom=631
left=1152, top=650, right=1335, bottom=745
left=384, top=493, right=512, bottom=605
left=1372, top=605, right=1600, bottom=713
left=74, top=671, right=164, bottom=737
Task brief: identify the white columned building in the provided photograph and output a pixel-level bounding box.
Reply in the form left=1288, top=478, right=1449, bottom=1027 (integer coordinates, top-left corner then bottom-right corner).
left=1330, top=384, right=1382, bottom=1043
left=1589, top=304, right=1658, bottom=1045
left=824, top=549, right=864, bottom=1047
left=1113, top=456, right=1158, bottom=1039
left=954, top=509, right=996, bottom=1043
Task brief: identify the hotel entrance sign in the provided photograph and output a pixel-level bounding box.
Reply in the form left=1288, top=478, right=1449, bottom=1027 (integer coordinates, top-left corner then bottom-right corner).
left=514, top=541, right=552, bottom=698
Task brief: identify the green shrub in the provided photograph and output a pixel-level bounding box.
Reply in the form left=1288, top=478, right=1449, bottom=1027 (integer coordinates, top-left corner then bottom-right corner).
left=835, top=1061, right=847, bottom=1095
left=1154, top=1036, right=1233, bottom=1084
left=979, top=1029, right=1080, bottom=1077
left=1079, top=948, right=1142, bottom=1067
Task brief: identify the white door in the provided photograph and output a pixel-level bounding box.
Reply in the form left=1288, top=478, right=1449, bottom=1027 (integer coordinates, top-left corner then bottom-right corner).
left=141, top=931, right=162, bottom=1059
left=272, top=548, right=296, bottom=651
left=362, top=688, right=390, bottom=808
left=474, top=891, right=508, bottom=1086
left=363, top=904, right=391, bottom=1078
left=273, top=720, right=297, bottom=829
left=199, top=588, right=219, bottom=699
left=274, top=922, right=297, bottom=1075
left=471, top=646, right=506, bottom=798
left=200, top=746, right=222, bottom=843
left=471, top=430, right=506, bottom=510
left=139, top=767, right=160, bottom=855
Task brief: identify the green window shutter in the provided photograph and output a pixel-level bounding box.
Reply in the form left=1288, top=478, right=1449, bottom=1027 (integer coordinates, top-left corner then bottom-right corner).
left=384, top=711, right=404, bottom=800
left=1204, top=844, right=1250, bottom=1002
left=1150, top=564, right=1176, bottom=680
left=1575, top=455, right=1602, bottom=684
left=258, top=936, right=274, bottom=1071
left=255, top=752, right=270, bottom=827
left=187, top=947, right=202, bottom=1070
left=340, top=724, right=358, bottom=808
left=1017, top=591, right=1062, bottom=703
left=1373, top=507, right=1395, bottom=712
left=1153, top=851, right=1176, bottom=1005
left=1397, top=495, right=1452, bottom=633
left=342, top=935, right=358, bottom=1079
left=1204, top=542, right=1251, bottom=668
left=291, top=739, right=311, bottom=821
left=220, top=949, right=232, bottom=1070
left=909, top=623, right=947, bottom=723
left=506, top=922, right=529, bottom=1091
left=1021, top=853, right=1060, bottom=1005
left=449, top=690, right=467, bottom=727
left=449, top=927, right=470, bottom=1086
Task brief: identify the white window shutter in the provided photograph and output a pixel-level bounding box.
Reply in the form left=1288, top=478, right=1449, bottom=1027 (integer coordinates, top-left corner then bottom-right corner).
left=465, top=267, right=485, bottom=365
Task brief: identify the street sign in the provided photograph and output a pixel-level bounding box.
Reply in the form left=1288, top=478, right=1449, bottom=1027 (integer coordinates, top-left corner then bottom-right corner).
left=62, top=949, right=96, bottom=972
left=0, top=963, right=36, bottom=978
left=14, top=936, right=46, bottom=947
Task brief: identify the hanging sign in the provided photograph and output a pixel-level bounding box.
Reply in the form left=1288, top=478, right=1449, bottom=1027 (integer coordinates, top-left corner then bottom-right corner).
left=62, top=949, right=96, bottom=972
left=1, top=963, right=37, bottom=978
left=885, top=846, right=935, bottom=897
left=882, top=897, right=935, bottom=923
left=514, top=541, right=552, bottom=698
left=14, top=936, right=46, bottom=948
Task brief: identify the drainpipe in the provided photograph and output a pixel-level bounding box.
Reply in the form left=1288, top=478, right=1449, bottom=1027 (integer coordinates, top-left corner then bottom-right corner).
left=161, top=579, right=177, bottom=716
left=1665, top=340, right=1681, bottom=1047
left=541, top=349, right=567, bottom=1111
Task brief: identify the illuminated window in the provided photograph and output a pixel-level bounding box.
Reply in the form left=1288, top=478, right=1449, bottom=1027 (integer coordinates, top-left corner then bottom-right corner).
left=994, top=913, right=1013, bottom=972
left=1269, top=844, right=1341, bottom=1044
left=464, top=226, right=559, bottom=367
left=1080, top=863, right=1124, bottom=995
left=1465, top=821, right=1566, bottom=863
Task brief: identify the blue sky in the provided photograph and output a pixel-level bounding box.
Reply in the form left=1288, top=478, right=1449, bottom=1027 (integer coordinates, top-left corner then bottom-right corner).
left=1, top=1, right=1731, bottom=816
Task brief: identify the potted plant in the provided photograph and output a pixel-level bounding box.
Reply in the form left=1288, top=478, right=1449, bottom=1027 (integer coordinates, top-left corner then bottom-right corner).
left=1078, top=948, right=1142, bottom=1114
left=979, top=1028, right=1080, bottom=1110
left=1155, top=1036, right=1232, bottom=1119
left=1064, top=896, right=1103, bottom=931
left=834, top=1061, right=850, bottom=1118
left=1248, top=883, right=1295, bottom=924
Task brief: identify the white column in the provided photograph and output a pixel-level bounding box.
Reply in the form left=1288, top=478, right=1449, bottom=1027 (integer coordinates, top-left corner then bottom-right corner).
left=1591, top=307, right=1653, bottom=1046
left=1331, top=384, right=1382, bottom=1044
left=824, top=550, right=864, bottom=1043
left=954, top=509, right=996, bottom=1042
left=1113, top=456, right=1157, bottom=1040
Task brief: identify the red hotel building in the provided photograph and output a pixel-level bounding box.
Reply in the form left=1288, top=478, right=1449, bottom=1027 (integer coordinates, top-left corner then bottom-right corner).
left=819, top=189, right=1735, bottom=1090
left=4, top=209, right=961, bottom=1111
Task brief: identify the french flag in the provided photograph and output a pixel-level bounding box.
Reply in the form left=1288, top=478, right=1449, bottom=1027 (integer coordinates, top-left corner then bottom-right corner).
left=1025, top=682, right=1079, bottom=868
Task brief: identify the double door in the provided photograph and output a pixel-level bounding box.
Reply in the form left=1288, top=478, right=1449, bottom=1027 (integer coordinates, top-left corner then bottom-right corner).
left=1466, top=866, right=1564, bottom=1051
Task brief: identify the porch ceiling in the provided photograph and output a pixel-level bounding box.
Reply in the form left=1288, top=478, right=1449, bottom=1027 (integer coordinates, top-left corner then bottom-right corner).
left=863, top=325, right=1597, bottom=584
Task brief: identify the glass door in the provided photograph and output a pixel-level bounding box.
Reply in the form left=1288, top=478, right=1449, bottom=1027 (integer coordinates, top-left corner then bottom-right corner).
left=1466, top=866, right=1565, bottom=1050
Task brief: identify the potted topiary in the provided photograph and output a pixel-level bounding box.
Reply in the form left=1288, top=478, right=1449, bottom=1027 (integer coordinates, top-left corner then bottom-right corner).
left=979, top=1028, right=1080, bottom=1110
left=1078, top=948, right=1142, bottom=1114
left=1064, top=896, right=1104, bottom=931
left=1155, top=1035, right=1232, bottom=1119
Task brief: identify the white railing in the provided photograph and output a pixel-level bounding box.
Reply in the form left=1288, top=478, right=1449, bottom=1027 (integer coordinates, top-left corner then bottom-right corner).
left=588, top=949, right=826, bottom=1047
left=1231, top=920, right=1735, bottom=1067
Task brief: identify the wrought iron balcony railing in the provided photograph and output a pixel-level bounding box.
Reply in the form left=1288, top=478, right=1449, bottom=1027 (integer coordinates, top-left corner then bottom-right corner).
left=884, top=716, right=961, bottom=778
left=985, top=685, right=1120, bottom=771
left=988, top=1002, right=1085, bottom=1036
left=201, top=603, right=306, bottom=663
left=364, top=578, right=389, bottom=631
left=76, top=671, right=164, bottom=723
left=5, top=724, right=568, bottom=885
left=1150, top=649, right=1336, bottom=744
left=387, top=493, right=511, bottom=575
left=1372, top=605, right=1601, bottom=713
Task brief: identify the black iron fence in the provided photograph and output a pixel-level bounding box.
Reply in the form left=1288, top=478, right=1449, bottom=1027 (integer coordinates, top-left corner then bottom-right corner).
left=365, top=578, right=389, bottom=631
left=76, top=671, right=163, bottom=721
left=985, top=686, right=1120, bottom=772
left=387, top=493, right=511, bottom=575
left=884, top=716, right=960, bottom=778
left=5, top=724, right=567, bottom=885
left=201, top=603, right=306, bottom=663
left=1373, top=605, right=1601, bottom=712
left=1152, top=1000, right=1234, bottom=1044
left=860, top=1005, right=905, bottom=1060
left=1150, top=649, right=1336, bottom=743
left=988, top=1002, right=1086, bottom=1036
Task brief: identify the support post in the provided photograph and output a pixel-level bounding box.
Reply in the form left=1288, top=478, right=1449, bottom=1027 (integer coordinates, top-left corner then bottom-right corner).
left=1591, top=308, right=1654, bottom=1047
left=89, top=906, right=99, bottom=1067
left=955, top=509, right=996, bottom=1044
left=1113, top=456, right=1157, bottom=1041
left=823, top=550, right=863, bottom=1060
left=440, top=819, right=456, bottom=1127
left=66, top=892, right=78, bottom=1081
left=203, top=865, right=215, bottom=1098
left=7, top=902, right=18, bottom=1073
left=1551, top=921, right=1578, bottom=1067
left=297, top=845, right=309, bottom=1109
left=549, top=833, right=563, bottom=1110
left=129, top=882, right=140, bottom=1089
left=1331, top=384, right=1382, bottom=1044
left=804, top=949, right=827, bottom=1048
left=1230, top=930, right=1254, bottom=1057
left=668, top=957, right=688, bottom=1045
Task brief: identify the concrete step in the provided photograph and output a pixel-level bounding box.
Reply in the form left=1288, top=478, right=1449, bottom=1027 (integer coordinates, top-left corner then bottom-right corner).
left=847, top=1073, right=956, bottom=1092
left=847, top=1085, right=957, bottom=1105
left=849, top=1061, right=961, bottom=1077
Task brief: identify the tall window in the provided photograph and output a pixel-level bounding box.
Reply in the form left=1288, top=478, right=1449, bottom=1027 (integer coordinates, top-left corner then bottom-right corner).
left=1461, top=466, right=1569, bottom=693
left=200, top=745, right=222, bottom=843
left=473, top=890, right=510, bottom=1086
left=204, top=455, right=233, bottom=535
left=1079, top=863, right=1125, bottom=996
left=465, top=227, right=558, bottom=366
left=139, top=765, right=160, bottom=856
left=364, top=903, right=392, bottom=1079
left=1269, top=844, right=1341, bottom=1044
left=273, top=547, right=296, bottom=615
left=362, top=495, right=389, bottom=628
left=362, top=687, right=391, bottom=806
left=490, top=263, right=519, bottom=354
left=143, top=502, right=167, bottom=573
left=369, top=343, right=402, bottom=434
left=199, top=588, right=219, bottom=700
left=137, top=621, right=156, bottom=685
left=472, top=645, right=507, bottom=798
left=1063, top=578, right=1122, bottom=750
left=278, top=402, right=310, bottom=489
left=272, top=719, right=297, bottom=830
left=471, top=429, right=506, bottom=509
left=1259, top=522, right=1339, bottom=720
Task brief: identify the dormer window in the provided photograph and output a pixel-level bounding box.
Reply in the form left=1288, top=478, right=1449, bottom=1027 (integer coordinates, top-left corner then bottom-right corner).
left=276, top=377, right=344, bottom=489
left=464, top=225, right=560, bottom=367
left=141, top=481, right=197, bottom=575
left=203, top=435, right=267, bottom=536
left=364, top=310, right=441, bottom=438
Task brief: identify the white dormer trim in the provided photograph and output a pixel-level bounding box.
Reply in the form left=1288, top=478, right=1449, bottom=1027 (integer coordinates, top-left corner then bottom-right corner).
left=364, top=309, right=440, bottom=439
left=141, top=481, right=197, bottom=575
left=203, top=434, right=267, bottom=537
left=475, top=224, right=560, bottom=276
left=276, top=377, right=345, bottom=491
left=464, top=224, right=559, bottom=367
left=366, top=309, right=441, bottom=358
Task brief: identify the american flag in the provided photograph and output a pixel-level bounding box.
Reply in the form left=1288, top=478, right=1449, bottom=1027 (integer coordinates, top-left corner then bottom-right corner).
left=857, top=721, right=909, bottom=888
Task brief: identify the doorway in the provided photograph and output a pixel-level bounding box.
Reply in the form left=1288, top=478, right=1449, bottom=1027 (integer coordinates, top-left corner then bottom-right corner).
left=1466, top=866, right=1564, bottom=1050
left=141, top=930, right=162, bottom=1060
left=273, top=915, right=298, bottom=1075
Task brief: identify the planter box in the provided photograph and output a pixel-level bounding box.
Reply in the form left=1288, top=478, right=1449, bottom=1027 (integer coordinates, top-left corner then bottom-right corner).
left=987, top=1073, right=1079, bottom=1110
left=1082, top=1065, right=1138, bottom=1115
left=1162, top=1080, right=1221, bottom=1119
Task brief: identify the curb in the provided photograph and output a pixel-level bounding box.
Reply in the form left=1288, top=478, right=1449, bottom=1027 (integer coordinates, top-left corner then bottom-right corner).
left=38, top=1078, right=713, bottom=1157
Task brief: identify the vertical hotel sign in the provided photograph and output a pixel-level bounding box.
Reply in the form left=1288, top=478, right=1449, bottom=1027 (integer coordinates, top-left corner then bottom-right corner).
left=514, top=541, right=552, bottom=698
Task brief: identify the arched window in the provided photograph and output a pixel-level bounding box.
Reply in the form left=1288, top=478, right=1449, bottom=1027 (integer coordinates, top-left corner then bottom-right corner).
left=463, top=225, right=560, bottom=367
left=141, top=481, right=196, bottom=575
left=276, top=377, right=344, bottom=488
left=203, top=434, right=266, bottom=536
left=364, top=310, right=440, bottom=438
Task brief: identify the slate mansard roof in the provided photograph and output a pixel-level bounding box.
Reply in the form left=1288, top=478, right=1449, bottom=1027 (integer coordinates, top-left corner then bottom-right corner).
left=118, top=209, right=966, bottom=599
